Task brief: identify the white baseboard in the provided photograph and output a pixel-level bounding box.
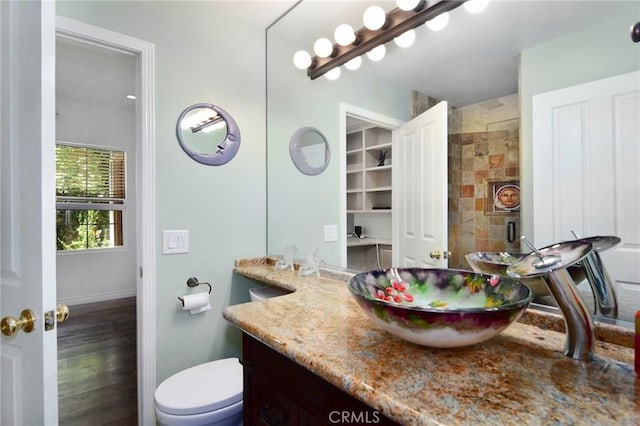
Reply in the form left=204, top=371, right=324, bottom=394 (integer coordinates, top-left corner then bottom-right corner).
left=59, top=289, right=137, bottom=306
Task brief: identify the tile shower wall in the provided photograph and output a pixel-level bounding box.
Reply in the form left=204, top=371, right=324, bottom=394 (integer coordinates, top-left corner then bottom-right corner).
left=448, top=96, right=521, bottom=269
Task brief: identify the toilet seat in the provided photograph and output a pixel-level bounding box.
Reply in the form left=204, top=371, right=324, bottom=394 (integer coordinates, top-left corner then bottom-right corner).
left=155, top=357, right=243, bottom=416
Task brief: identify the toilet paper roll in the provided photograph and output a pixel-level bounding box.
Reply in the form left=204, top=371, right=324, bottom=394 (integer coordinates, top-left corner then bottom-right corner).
left=180, top=291, right=211, bottom=315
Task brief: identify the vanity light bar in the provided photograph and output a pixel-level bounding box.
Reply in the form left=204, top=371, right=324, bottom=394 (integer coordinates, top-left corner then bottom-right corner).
left=190, top=115, right=224, bottom=133
left=307, top=0, right=468, bottom=80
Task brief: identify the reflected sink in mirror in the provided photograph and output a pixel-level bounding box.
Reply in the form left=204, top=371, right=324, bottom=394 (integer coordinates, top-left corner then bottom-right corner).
left=466, top=252, right=550, bottom=297
left=348, top=268, right=533, bottom=348
left=465, top=252, right=587, bottom=298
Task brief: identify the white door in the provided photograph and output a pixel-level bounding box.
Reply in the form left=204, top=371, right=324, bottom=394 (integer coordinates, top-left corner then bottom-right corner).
left=1, top=1, right=58, bottom=425
left=532, top=71, right=640, bottom=309
left=395, top=101, right=448, bottom=268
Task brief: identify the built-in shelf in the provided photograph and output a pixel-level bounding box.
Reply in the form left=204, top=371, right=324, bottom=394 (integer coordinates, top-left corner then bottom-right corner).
left=346, top=126, right=393, bottom=212
left=365, top=142, right=392, bottom=151
left=347, top=209, right=392, bottom=214
left=347, top=236, right=392, bottom=247
left=346, top=121, right=393, bottom=271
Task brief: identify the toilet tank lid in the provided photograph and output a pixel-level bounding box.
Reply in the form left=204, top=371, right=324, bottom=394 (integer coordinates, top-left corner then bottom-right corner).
left=155, top=357, right=242, bottom=415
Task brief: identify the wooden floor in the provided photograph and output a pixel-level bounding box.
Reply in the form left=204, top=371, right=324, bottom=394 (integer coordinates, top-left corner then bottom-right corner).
left=57, top=297, right=137, bottom=426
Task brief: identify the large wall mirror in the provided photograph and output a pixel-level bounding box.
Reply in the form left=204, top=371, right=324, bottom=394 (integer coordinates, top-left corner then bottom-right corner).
left=266, top=1, right=639, bottom=324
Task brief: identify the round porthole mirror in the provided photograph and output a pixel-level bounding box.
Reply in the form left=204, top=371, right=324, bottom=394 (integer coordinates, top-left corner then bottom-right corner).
left=289, top=127, right=330, bottom=175
left=176, top=103, right=241, bottom=166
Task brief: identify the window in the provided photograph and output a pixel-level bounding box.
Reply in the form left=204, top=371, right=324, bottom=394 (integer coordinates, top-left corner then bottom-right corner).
left=55, top=143, right=126, bottom=251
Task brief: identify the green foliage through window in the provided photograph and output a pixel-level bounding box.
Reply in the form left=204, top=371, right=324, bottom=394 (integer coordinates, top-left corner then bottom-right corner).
left=55, top=143, right=126, bottom=251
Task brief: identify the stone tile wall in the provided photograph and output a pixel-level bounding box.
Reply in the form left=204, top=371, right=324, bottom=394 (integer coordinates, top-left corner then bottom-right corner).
left=447, top=96, right=522, bottom=269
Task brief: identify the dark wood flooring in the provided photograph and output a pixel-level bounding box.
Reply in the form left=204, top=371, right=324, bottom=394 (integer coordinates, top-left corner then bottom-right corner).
left=57, top=297, right=137, bottom=425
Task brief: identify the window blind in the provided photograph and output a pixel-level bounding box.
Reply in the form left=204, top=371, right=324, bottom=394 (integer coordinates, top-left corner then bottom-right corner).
left=55, top=143, right=126, bottom=250
left=56, top=144, right=126, bottom=207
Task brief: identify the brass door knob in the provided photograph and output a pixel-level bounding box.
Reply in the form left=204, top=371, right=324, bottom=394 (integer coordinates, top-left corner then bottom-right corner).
left=56, top=304, right=70, bottom=322
left=429, top=250, right=442, bottom=259
left=1, top=309, right=36, bottom=337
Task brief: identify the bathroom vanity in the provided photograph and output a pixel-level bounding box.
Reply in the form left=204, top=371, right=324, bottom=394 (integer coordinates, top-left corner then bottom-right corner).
left=242, top=334, right=399, bottom=425
left=223, top=257, right=638, bottom=425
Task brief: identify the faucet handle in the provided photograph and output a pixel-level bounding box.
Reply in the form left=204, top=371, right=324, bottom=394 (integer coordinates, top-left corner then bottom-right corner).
left=520, top=236, right=562, bottom=269
left=507, top=240, right=593, bottom=278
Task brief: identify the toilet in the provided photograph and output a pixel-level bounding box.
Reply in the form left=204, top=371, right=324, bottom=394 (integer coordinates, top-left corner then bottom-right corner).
left=155, top=289, right=287, bottom=425
left=154, top=357, right=243, bottom=426
left=249, top=285, right=290, bottom=301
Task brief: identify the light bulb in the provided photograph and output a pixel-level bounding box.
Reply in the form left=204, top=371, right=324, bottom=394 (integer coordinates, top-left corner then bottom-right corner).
left=366, top=45, right=386, bottom=62
left=334, top=24, right=356, bottom=46
left=344, top=56, right=362, bottom=71
left=396, top=0, right=421, bottom=11
left=394, top=29, right=416, bottom=48
left=197, top=110, right=211, bottom=124
left=464, top=0, right=489, bottom=14
left=293, top=50, right=312, bottom=69
left=313, top=38, right=334, bottom=58
left=325, top=67, right=341, bottom=81
left=363, top=6, right=387, bottom=31
left=426, top=12, right=449, bottom=31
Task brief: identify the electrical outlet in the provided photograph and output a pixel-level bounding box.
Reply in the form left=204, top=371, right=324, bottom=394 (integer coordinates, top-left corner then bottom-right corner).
left=162, top=230, right=189, bottom=254
left=324, top=225, right=338, bottom=242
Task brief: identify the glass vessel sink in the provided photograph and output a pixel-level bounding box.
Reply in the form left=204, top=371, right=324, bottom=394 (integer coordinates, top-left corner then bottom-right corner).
left=348, top=268, right=533, bottom=348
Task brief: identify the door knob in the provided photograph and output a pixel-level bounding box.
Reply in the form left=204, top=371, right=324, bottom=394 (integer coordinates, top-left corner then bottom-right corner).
left=56, top=305, right=69, bottom=322
left=44, top=304, right=70, bottom=331
left=56, top=304, right=70, bottom=322
left=429, top=250, right=442, bottom=259
left=1, top=309, right=36, bottom=337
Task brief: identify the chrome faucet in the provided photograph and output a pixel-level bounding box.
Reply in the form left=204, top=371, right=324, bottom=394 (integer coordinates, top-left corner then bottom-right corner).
left=570, top=232, right=619, bottom=319
left=508, top=238, right=596, bottom=361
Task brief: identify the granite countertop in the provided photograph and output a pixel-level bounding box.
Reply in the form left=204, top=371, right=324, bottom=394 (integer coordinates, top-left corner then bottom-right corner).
left=223, top=257, right=639, bottom=425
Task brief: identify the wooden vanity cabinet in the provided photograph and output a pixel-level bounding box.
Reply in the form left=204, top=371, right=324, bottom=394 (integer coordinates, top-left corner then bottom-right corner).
left=241, top=333, right=400, bottom=426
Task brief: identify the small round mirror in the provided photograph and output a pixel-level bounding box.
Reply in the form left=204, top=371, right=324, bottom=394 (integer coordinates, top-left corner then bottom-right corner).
left=176, top=103, right=240, bottom=166
left=289, top=127, right=330, bottom=175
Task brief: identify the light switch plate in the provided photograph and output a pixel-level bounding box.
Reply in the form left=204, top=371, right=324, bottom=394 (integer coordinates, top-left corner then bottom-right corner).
left=162, top=230, right=189, bottom=254
left=324, top=224, right=338, bottom=242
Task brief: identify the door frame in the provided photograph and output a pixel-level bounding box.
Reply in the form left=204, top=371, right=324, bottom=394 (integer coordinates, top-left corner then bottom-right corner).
left=56, top=17, right=157, bottom=425
left=339, top=103, right=404, bottom=268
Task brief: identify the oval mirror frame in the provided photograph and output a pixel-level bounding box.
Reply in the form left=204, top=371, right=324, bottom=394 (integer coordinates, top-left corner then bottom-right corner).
left=176, top=103, right=241, bottom=166
left=289, top=126, right=331, bottom=176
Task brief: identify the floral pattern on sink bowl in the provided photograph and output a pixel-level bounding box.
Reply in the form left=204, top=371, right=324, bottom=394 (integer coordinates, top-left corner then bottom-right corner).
left=348, top=268, right=533, bottom=348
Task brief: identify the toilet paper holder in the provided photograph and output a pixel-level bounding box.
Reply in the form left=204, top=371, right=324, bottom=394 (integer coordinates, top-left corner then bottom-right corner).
left=177, top=277, right=212, bottom=307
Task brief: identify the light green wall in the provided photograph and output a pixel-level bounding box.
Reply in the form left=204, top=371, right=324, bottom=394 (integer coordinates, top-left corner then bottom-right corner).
left=520, top=15, right=640, bottom=240
left=267, top=11, right=412, bottom=267
left=56, top=1, right=266, bottom=383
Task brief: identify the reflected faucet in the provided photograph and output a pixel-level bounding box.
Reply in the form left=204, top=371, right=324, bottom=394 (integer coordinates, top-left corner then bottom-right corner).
left=570, top=232, right=619, bottom=318
left=508, top=238, right=596, bottom=361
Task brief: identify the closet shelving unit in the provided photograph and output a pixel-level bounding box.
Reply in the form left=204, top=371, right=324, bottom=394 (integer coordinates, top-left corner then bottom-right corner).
left=346, top=127, right=393, bottom=213
left=346, top=124, right=393, bottom=271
